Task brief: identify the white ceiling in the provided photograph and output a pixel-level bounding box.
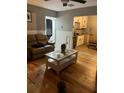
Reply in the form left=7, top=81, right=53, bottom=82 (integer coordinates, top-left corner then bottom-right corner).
left=28, top=0, right=97, bottom=11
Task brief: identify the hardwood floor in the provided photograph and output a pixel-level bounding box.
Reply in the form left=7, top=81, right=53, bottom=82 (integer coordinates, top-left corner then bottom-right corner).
left=27, top=45, right=97, bottom=93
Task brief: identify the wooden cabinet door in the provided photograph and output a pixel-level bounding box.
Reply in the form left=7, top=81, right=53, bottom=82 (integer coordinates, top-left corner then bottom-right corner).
left=80, top=16, right=88, bottom=28
left=76, top=35, right=84, bottom=46
left=74, top=17, right=79, bottom=23
left=74, top=16, right=88, bottom=29
left=74, top=17, right=80, bottom=29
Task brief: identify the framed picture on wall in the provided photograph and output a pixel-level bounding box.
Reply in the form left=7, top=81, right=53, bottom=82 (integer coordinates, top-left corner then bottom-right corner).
left=27, top=11, right=32, bottom=22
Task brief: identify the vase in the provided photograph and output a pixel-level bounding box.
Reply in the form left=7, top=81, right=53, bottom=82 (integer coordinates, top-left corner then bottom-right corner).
left=61, top=43, right=66, bottom=53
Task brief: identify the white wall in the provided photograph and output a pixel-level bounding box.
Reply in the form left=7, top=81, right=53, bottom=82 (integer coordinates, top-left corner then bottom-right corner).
left=55, top=31, right=73, bottom=50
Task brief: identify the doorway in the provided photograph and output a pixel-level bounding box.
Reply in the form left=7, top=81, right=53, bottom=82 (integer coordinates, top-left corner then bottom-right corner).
left=45, top=16, right=56, bottom=43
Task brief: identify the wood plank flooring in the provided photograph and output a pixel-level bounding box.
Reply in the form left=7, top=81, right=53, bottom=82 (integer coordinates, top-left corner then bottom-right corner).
left=27, top=45, right=97, bottom=93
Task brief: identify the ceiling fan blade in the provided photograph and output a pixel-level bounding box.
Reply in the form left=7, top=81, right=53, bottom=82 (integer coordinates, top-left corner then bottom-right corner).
left=71, top=0, right=87, bottom=4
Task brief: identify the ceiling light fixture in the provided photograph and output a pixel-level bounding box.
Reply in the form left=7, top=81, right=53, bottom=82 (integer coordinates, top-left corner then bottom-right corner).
left=71, top=0, right=87, bottom=4
left=61, top=0, right=69, bottom=6
left=82, top=0, right=87, bottom=4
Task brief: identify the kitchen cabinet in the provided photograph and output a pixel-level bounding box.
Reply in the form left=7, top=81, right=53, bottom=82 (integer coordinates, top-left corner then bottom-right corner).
left=73, top=35, right=84, bottom=48
left=73, top=16, right=88, bottom=29
left=73, top=17, right=80, bottom=29
left=73, top=17, right=79, bottom=24
left=80, top=16, right=88, bottom=28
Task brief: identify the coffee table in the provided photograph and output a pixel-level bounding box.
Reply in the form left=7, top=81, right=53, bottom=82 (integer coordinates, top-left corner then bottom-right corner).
left=45, top=49, right=78, bottom=74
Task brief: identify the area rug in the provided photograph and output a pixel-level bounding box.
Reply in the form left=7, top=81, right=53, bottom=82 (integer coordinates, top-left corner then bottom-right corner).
left=27, top=64, right=46, bottom=87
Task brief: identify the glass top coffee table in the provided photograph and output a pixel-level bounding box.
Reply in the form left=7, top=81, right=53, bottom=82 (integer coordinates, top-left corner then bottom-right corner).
left=45, top=49, right=78, bottom=74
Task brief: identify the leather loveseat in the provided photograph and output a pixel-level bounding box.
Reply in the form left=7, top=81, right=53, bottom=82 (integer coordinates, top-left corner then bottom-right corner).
left=27, top=34, right=54, bottom=60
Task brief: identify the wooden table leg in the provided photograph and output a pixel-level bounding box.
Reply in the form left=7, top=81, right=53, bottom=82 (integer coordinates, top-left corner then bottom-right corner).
left=57, top=61, right=60, bottom=75
left=46, top=57, right=49, bottom=70
left=57, top=71, right=60, bottom=75
left=46, top=64, right=48, bottom=70
left=75, top=52, right=78, bottom=63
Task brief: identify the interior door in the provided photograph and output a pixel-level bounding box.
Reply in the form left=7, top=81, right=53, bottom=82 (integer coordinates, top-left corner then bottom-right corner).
left=46, top=19, right=52, bottom=40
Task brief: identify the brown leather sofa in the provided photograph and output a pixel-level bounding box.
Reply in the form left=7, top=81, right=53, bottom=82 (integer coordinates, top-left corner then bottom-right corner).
left=27, top=34, right=54, bottom=60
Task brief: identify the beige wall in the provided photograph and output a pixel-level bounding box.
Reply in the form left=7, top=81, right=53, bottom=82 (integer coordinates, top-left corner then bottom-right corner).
left=27, top=12, right=37, bottom=30
left=87, top=16, right=97, bottom=42
left=27, top=4, right=57, bottom=30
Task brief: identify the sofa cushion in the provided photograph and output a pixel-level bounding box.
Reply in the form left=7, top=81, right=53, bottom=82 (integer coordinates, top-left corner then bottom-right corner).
left=44, top=45, right=54, bottom=52
left=31, top=47, right=45, bottom=55
left=35, top=34, right=48, bottom=45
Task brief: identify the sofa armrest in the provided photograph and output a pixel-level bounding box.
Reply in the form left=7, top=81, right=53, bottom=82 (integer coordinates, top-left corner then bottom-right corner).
left=27, top=47, right=32, bottom=60
left=47, top=42, right=55, bottom=46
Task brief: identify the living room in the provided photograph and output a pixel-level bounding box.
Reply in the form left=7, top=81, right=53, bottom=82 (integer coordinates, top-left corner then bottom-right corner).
left=1, top=1, right=124, bottom=93
left=27, top=0, right=97, bottom=93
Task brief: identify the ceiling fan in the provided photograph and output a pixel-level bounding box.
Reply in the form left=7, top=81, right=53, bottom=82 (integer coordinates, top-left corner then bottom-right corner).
left=44, top=0, right=87, bottom=7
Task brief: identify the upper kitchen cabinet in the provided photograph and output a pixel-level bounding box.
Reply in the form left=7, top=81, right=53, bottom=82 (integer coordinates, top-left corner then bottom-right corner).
left=73, top=17, right=79, bottom=23
left=80, top=16, right=88, bottom=28
left=73, top=17, right=80, bottom=29
left=73, top=16, right=88, bottom=29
